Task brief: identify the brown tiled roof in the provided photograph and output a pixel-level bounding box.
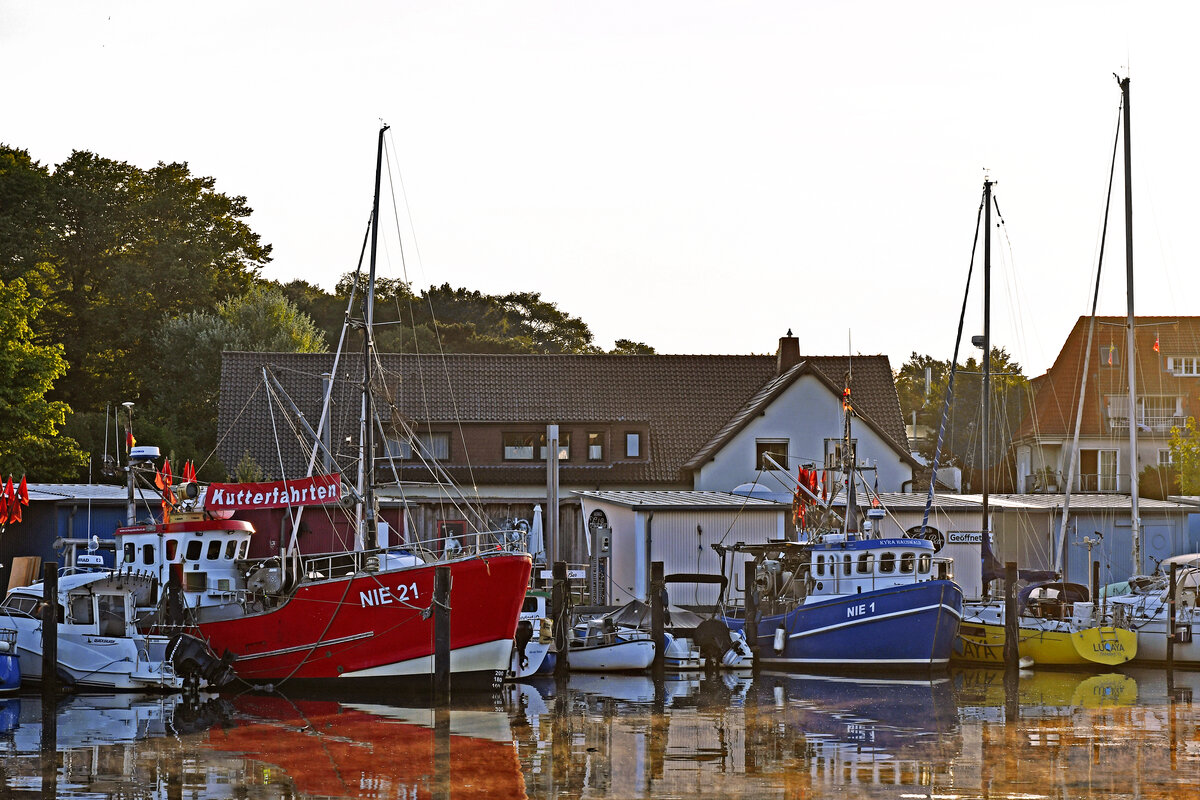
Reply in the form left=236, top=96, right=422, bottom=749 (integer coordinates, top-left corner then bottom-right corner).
left=218, top=351, right=908, bottom=486
left=1013, top=315, right=1200, bottom=441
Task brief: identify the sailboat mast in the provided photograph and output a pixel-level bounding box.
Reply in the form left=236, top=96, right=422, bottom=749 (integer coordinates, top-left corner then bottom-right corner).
left=981, top=178, right=992, bottom=545
left=1119, top=77, right=1141, bottom=574
left=362, top=124, right=388, bottom=551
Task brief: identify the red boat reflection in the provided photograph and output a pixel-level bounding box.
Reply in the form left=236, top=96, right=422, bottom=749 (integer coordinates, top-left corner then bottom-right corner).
left=203, top=695, right=526, bottom=799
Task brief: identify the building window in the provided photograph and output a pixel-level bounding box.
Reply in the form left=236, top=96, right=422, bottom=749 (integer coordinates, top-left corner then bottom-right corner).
left=587, top=432, right=604, bottom=461
left=1159, top=449, right=1175, bottom=466
left=824, top=438, right=857, bottom=470
left=1168, top=356, right=1200, bottom=376
left=539, top=431, right=571, bottom=461
left=626, top=432, right=641, bottom=458
left=755, top=439, right=789, bottom=471
left=1101, top=343, right=1120, bottom=366
left=387, top=432, right=450, bottom=461
left=503, top=433, right=536, bottom=460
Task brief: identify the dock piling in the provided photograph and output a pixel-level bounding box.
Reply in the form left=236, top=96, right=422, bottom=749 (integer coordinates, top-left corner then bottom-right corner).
left=433, top=565, right=451, bottom=703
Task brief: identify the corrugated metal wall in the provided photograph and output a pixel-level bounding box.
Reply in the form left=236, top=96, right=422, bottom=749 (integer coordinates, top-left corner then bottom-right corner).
left=649, top=510, right=780, bottom=606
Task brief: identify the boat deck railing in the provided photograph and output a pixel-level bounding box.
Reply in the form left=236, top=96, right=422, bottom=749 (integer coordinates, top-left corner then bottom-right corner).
left=298, top=528, right=530, bottom=581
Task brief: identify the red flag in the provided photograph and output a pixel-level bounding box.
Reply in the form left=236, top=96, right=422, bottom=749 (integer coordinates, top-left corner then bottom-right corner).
left=17, top=475, right=28, bottom=506
left=163, top=458, right=173, bottom=488
left=184, top=460, right=196, bottom=482
left=5, top=478, right=18, bottom=523
left=126, top=430, right=136, bottom=450
left=1154, top=334, right=1160, bottom=353
left=0, top=492, right=7, bottom=526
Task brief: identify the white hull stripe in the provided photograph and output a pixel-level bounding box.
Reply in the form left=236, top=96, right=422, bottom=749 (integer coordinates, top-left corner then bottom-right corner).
left=785, top=602, right=962, bottom=641
left=341, top=638, right=514, bottom=678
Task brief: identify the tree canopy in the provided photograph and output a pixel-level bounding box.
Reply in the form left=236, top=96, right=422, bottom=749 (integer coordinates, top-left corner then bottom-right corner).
left=1170, top=418, right=1200, bottom=495
left=1, top=141, right=654, bottom=481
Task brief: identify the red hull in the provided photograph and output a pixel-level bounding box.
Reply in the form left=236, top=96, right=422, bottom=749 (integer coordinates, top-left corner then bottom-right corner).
left=197, top=553, right=531, bottom=682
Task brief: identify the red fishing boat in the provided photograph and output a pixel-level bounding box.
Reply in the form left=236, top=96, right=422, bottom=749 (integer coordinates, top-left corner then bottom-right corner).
left=117, top=125, right=533, bottom=689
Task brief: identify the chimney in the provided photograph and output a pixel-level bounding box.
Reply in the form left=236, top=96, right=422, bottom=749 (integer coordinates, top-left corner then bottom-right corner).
left=776, top=329, right=800, bottom=375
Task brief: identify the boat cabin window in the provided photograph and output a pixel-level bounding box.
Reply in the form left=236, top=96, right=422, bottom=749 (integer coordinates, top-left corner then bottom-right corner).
left=1, top=595, right=39, bottom=616
left=918, top=554, right=931, bottom=574
left=900, top=552, right=915, bottom=574
left=815, top=555, right=825, bottom=577
left=142, top=544, right=155, bottom=565
left=843, top=554, right=852, bottom=576
left=166, top=539, right=178, bottom=561
left=879, top=552, right=896, bottom=574
left=185, top=541, right=202, bottom=561
left=238, top=540, right=250, bottom=559
left=224, top=540, right=238, bottom=559
left=69, top=595, right=94, bottom=625
left=522, top=596, right=541, bottom=613
left=856, top=553, right=874, bottom=574
left=206, top=541, right=221, bottom=560
left=97, top=594, right=125, bottom=636
left=123, top=542, right=135, bottom=566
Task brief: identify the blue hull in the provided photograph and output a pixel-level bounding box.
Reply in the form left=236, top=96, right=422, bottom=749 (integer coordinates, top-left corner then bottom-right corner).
left=725, top=580, right=963, bottom=671
left=0, top=655, right=18, bottom=694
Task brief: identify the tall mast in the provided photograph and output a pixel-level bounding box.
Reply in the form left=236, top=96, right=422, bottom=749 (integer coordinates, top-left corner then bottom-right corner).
left=1120, top=76, right=1141, bottom=575
left=362, top=124, right=388, bottom=551
left=981, top=178, right=992, bottom=548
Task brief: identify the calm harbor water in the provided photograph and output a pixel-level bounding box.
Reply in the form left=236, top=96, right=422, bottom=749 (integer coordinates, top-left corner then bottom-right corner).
left=1, top=667, right=1197, bottom=799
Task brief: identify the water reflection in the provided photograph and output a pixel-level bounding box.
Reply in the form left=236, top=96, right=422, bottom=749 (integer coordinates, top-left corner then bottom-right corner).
left=0, top=667, right=1198, bottom=798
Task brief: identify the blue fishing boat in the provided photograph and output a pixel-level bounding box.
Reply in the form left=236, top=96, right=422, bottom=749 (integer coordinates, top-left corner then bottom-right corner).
left=715, top=381, right=963, bottom=672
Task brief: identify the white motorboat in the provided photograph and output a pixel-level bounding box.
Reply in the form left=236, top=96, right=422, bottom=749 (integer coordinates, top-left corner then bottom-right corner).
left=0, top=570, right=191, bottom=691
left=567, top=617, right=655, bottom=672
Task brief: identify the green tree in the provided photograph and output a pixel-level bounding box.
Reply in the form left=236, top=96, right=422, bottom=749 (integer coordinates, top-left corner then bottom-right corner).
left=0, top=277, right=86, bottom=479
left=45, top=151, right=271, bottom=411
left=1170, top=418, right=1200, bottom=495
left=146, top=286, right=327, bottom=472
left=0, top=146, right=57, bottom=295
left=298, top=276, right=600, bottom=355
left=611, top=339, right=656, bottom=355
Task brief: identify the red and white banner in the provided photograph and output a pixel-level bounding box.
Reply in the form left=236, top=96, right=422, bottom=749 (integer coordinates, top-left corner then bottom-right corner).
left=203, top=474, right=343, bottom=511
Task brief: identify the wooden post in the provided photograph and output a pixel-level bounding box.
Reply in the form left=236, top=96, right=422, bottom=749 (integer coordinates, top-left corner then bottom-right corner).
left=552, top=561, right=570, bottom=676
left=650, top=561, right=665, bottom=671
left=1168, top=561, right=1178, bottom=670
left=41, top=562, right=58, bottom=699
left=1003, top=561, right=1019, bottom=674
left=744, top=560, right=758, bottom=665
left=433, top=566, right=451, bottom=702
left=40, top=560, right=58, bottom=797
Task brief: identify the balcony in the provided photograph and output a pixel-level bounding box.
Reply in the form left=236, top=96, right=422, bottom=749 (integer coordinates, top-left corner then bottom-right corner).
left=1106, top=414, right=1187, bottom=434
left=1027, top=471, right=1129, bottom=494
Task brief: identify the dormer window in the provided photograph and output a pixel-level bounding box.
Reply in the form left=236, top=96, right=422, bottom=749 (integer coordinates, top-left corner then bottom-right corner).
left=388, top=432, right=450, bottom=461
left=756, top=439, right=789, bottom=471
left=587, top=432, right=604, bottom=461
left=539, top=432, right=570, bottom=461
left=625, top=433, right=641, bottom=458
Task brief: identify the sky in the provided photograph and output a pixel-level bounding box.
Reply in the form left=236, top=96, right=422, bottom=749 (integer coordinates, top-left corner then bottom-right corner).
left=4, top=1, right=1198, bottom=377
